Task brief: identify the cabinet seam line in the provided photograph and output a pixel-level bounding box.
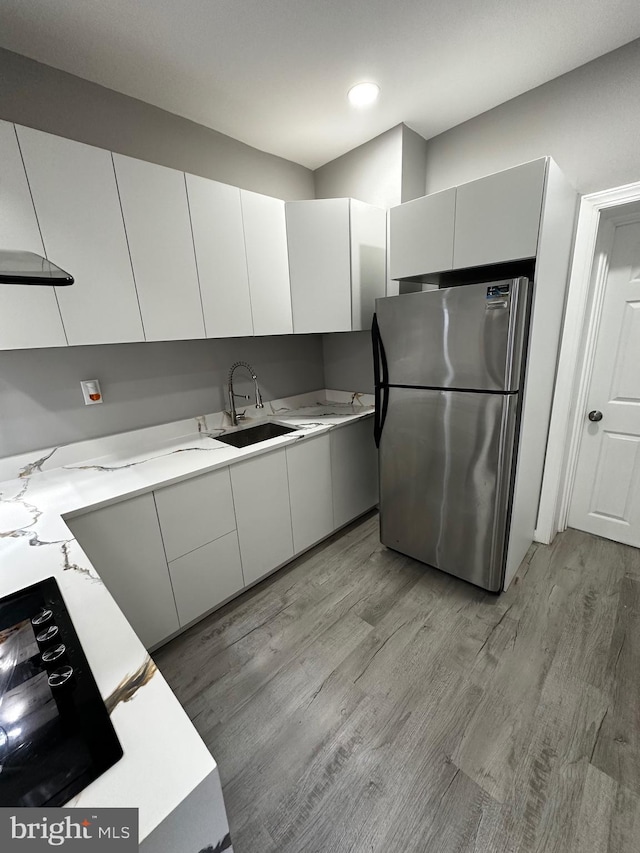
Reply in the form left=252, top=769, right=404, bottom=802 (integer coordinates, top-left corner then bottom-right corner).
left=184, top=172, right=208, bottom=339
left=283, top=447, right=296, bottom=554
left=238, top=192, right=256, bottom=337
left=228, top=467, right=247, bottom=586
left=151, top=491, right=180, bottom=620
left=111, top=153, right=148, bottom=342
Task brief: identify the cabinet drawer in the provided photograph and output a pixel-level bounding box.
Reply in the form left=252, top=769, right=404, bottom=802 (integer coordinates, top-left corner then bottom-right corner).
left=154, top=467, right=236, bottom=562
left=169, top=531, right=244, bottom=626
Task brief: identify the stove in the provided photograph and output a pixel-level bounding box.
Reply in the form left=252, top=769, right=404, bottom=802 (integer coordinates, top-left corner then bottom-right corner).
left=0, top=577, right=123, bottom=807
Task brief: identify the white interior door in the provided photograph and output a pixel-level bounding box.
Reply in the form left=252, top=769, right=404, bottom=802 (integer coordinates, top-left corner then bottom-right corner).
left=568, top=219, right=640, bottom=546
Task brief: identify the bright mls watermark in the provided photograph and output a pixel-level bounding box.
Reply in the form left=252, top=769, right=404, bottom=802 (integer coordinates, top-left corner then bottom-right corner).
left=0, top=809, right=138, bottom=850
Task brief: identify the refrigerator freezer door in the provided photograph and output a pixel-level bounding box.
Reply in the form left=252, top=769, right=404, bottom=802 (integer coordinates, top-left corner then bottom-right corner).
left=379, top=387, right=518, bottom=591
left=375, top=278, right=529, bottom=392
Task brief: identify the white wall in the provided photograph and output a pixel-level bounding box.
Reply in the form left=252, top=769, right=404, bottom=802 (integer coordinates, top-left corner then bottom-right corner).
left=0, top=336, right=325, bottom=456
left=424, top=39, right=640, bottom=195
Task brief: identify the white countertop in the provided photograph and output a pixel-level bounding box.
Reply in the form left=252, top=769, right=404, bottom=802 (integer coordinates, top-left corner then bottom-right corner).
left=0, top=390, right=373, bottom=839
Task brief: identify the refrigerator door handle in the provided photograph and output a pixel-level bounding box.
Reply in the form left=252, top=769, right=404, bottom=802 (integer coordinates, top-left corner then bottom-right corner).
left=372, top=312, right=390, bottom=448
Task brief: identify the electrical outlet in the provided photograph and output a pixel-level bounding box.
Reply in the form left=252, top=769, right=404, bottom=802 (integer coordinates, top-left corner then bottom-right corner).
left=81, top=379, right=103, bottom=405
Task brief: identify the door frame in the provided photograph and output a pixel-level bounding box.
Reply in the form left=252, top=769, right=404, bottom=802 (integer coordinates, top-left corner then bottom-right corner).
left=536, top=180, right=640, bottom=544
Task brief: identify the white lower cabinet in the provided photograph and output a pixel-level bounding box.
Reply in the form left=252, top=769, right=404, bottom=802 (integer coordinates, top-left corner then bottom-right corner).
left=230, top=448, right=294, bottom=585
left=66, top=494, right=180, bottom=649
left=168, top=531, right=244, bottom=627
left=66, top=418, right=376, bottom=649
left=331, top=418, right=379, bottom=528
left=286, top=434, right=333, bottom=554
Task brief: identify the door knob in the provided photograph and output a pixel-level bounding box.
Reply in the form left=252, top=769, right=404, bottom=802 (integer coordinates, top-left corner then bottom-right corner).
left=588, top=410, right=603, bottom=422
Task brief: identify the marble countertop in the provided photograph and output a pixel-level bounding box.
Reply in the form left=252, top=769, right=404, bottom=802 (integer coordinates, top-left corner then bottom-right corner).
left=0, top=390, right=373, bottom=840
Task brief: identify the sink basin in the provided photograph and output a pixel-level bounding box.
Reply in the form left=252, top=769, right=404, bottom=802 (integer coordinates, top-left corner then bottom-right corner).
left=216, top=421, right=297, bottom=448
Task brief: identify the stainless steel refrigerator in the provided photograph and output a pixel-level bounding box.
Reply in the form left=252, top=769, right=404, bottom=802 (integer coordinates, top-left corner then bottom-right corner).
left=372, top=278, right=531, bottom=592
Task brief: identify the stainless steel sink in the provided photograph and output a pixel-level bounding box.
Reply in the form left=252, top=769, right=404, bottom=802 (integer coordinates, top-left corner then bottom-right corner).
left=216, top=421, right=297, bottom=448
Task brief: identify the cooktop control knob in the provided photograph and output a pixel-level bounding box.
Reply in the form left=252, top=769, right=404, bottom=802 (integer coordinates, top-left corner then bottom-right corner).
left=36, top=624, right=60, bottom=645
left=48, top=665, right=74, bottom=689
left=42, top=643, right=66, bottom=664
left=32, top=609, right=53, bottom=627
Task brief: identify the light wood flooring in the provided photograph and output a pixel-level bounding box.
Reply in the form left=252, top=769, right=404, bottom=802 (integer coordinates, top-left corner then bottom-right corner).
left=154, top=512, right=640, bottom=852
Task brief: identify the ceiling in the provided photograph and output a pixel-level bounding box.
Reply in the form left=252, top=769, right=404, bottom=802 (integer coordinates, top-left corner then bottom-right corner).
left=1, top=1, right=639, bottom=170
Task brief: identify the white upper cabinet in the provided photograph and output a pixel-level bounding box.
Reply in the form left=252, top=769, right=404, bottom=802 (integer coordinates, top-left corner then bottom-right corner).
left=185, top=174, right=253, bottom=338
left=16, top=126, right=144, bottom=346
left=286, top=198, right=351, bottom=333
left=0, top=121, right=66, bottom=349
left=286, top=198, right=386, bottom=334
left=113, top=154, right=205, bottom=341
left=240, top=190, right=292, bottom=336
left=389, top=188, right=456, bottom=279
left=453, top=159, right=547, bottom=269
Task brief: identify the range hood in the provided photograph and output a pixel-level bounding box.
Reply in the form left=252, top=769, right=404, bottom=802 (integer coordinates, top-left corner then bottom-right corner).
left=0, top=250, right=74, bottom=285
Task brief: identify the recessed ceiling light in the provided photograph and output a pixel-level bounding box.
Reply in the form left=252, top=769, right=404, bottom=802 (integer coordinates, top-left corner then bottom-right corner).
left=348, top=82, right=380, bottom=108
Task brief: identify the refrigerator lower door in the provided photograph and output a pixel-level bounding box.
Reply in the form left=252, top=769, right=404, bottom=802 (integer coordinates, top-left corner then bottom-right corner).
left=379, top=386, right=518, bottom=591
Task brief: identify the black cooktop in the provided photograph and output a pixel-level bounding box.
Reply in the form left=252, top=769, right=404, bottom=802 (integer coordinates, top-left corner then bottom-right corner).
left=0, top=577, right=123, bottom=807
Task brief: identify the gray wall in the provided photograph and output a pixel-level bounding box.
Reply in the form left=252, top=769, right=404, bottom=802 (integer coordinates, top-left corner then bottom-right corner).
left=424, top=39, right=640, bottom=195
left=0, top=336, right=324, bottom=456
left=314, top=125, right=403, bottom=207
left=0, top=48, right=314, bottom=200
left=322, top=332, right=374, bottom=396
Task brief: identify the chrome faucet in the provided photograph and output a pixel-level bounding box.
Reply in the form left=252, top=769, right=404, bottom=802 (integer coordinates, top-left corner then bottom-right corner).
left=227, top=361, right=264, bottom=426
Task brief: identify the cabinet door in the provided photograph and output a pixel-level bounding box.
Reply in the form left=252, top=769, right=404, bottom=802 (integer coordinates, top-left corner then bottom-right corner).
left=113, top=154, right=205, bottom=341
left=350, top=200, right=387, bottom=330
left=66, top=494, right=179, bottom=649
left=16, top=126, right=144, bottom=346
left=453, top=159, right=546, bottom=269
left=186, top=174, right=253, bottom=338
left=286, top=199, right=351, bottom=333
left=168, top=531, right=244, bottom=626
left=0, top=121, right=66, bottom=349
left=240, top=190, right=292, bottom=335
left=154, top=467, right=236, bottom=562
left=286, top=434, right=333, bottom=554
left=230, top=448, right=293, bottom=585
left=389, top=188, right=455, bottom=280
left=331, top=418, right=378, bottom=529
